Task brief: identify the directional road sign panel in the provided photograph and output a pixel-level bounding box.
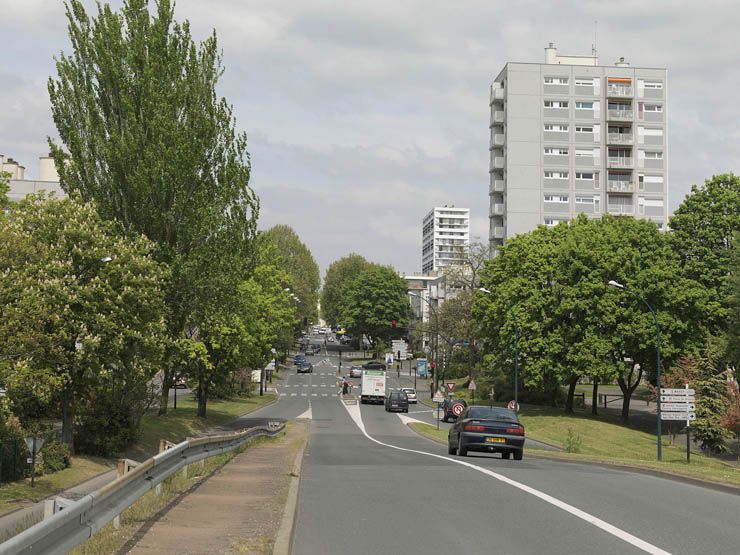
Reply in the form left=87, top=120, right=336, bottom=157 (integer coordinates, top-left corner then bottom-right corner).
left=662, top=403, right=696, bottom=411
left=661, top=395, right=695, bottom=403
left=661, top=412, right=696, bottom=421
left=660, top=388, right=695, bottom=395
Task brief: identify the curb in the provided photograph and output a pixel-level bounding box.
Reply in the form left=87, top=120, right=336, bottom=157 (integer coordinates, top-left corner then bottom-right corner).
left=272, top=422, right=309, bottom=555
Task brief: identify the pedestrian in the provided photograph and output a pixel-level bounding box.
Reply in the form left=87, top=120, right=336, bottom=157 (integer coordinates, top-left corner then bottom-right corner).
left=342, top=380, right=349, bottom=396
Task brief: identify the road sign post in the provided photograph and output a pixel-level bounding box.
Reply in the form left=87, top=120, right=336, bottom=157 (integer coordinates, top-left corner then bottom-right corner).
left=432, top=390, right=445, bottom=431
left=660, top=385, right=695, bottom=463
left=468, top=379, right=476, bottom=404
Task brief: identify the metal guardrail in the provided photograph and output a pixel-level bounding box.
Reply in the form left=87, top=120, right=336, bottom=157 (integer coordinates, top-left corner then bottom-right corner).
left=0, top=422, right=285, bottom=555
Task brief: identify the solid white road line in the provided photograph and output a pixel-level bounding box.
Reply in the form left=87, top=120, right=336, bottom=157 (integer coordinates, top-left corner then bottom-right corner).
left=343, top=403, right=672, bottom=555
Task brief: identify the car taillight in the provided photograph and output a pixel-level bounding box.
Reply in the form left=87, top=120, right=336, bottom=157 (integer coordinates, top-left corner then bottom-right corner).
left=464, top=425, right=485, bottom=431
left=506, top=426, right=525, bottom=435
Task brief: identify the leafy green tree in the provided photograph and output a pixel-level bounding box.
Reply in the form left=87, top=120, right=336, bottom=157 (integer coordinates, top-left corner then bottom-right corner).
left=670, top=173, right=740, bottom=332
left=48, top=0, right=259, bottom=415
left=477, top=215, right=707, bottom=417
left=340, top=265, right=410, bottom=350
left=321, top=254, right=371, bottom=327
left=0, top=194, right=169, bottom=452
left=259, top=225, right=320, bottom=325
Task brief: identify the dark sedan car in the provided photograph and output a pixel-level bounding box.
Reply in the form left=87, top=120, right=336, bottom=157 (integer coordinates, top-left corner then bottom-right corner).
left=296, top=362, right=313, bottom=374
left=362, top=361, right=386, bottom=371
left=447, top=406, right=525, bottom=460
left=294, top=354, right=307, bottom=366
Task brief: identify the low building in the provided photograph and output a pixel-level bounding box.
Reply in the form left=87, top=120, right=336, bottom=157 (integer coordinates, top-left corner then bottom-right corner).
left=3, top=154, right=65, bottom=202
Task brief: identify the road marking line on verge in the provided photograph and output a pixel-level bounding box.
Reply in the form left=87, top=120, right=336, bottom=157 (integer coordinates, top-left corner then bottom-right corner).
left=342, top=403, right=671, bottom=555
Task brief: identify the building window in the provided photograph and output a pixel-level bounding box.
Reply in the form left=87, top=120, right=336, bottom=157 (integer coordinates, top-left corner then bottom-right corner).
left=544, top=171, right=569, bottom=179
left=644, top=151, right=663, bottom=159
left=544, top=195, right=569, bottom=203
left=575, top=101, right=594, bottom=109
left=544, top=77, right=569, bottom=85
left=575, top=78, right=594, bottom=87
left=575, top=126, right=593, bottom=133
left=643, top=104, right=663, bottom=112
left=575, top=172, right=594, bottom=180
left=544, top=100, right=569, bottom=108
left=544, top=124, right=569, bottom=132
left=575, top=149, right=595, bottom=157
left=643, top=81, right=663, bottom=89
left=544, top=147, right=568, bottom=156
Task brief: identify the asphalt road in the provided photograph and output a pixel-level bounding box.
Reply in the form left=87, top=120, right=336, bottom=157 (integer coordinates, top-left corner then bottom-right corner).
left=243, top=337, right=739, bottom=555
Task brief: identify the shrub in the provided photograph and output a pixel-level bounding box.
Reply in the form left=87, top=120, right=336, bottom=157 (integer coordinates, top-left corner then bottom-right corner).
left=564, top=428, right=583, bottom=453
left=39, top=441, right=71, bottom=474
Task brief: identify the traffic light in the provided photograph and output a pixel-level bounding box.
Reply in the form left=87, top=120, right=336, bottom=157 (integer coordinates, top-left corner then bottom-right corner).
left=391, top=320, right=396, bottom=328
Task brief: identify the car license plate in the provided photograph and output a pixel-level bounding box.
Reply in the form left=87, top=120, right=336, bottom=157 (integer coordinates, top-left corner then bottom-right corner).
left=486, top=437, right=505, bottom=444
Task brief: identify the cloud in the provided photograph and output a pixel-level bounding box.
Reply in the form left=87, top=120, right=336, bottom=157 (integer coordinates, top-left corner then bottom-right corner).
left=2, top=0, right=740, bottom=275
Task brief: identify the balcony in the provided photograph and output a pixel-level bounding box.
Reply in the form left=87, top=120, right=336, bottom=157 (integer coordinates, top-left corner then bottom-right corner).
left=607, top=133, right=633, bottom=145
left=490, top=111, right=505, bottom=125
left=490, top=156, right=505, bottom=171
left=490, top=179, right=505, bottom=193
left=608, top=203, right=634, bottom=215
left=490, top=87, right=504, bottom=104
left=607, top=109, right=633, bottom=121
left=492, top=133, right=505, bottom=147
left=608, top=156, right=633, bottom=169
left=492, top=203, right=505, bottom=216
left=607, top=84, right=633, bottom=98
left=493, top=226, right=505, bottom=239
left=607, top=180, right=635, bottom=192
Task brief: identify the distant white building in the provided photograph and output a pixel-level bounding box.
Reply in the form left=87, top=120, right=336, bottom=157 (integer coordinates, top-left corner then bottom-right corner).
left=421, top=206, right=470, bottom=273
left=2, top=154, right=65, bottom=202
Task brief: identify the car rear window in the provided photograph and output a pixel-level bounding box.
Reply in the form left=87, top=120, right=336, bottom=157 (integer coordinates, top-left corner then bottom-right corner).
left=468, top=407, right=518, bottom=422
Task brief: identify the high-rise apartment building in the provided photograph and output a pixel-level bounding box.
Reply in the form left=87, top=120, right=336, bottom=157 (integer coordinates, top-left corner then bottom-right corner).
left=422, top=206, right=470, bottom=273
left=489, top=43, right=668, bottom=254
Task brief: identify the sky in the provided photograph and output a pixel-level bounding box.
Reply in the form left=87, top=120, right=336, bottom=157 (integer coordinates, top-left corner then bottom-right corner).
left=2, top=0, right=740, bottom=277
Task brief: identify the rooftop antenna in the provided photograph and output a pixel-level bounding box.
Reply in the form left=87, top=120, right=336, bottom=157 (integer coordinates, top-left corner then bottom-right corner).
left=592, top=20, right=598, bottom=57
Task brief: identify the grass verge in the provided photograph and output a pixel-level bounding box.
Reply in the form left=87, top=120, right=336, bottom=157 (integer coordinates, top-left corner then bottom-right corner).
left=71, top=432, right=284, bottom=555
left=408, top=407, right=740, bottom=489
left=132, top=394, right=276, bottom=458
left=0, top=456, right=112, bottom=514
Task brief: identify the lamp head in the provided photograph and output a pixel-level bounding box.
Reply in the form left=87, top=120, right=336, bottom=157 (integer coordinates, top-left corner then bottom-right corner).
left=608, top=280, right=625, bottom=289
left=100, top=256, right=113, bottom=263
left=479, top=287, right=492, bottom=294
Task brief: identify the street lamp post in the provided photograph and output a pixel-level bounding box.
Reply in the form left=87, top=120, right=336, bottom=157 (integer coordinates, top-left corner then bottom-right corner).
left=408, top=292, right=439, bottom=395
left=479, top=288, right=520, bottom=411
left=608, top=280, right=663, bottom=461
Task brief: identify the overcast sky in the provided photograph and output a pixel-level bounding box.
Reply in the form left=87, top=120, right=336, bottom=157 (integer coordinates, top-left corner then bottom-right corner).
left=2, top=0, right=740, bottom=276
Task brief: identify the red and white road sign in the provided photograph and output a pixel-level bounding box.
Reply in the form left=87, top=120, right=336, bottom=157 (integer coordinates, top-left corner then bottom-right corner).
left=507, top=400, right=520, bottom=412
left=451, top=402, right=465, bottom=416
left=446, top=382, right=456, bottom=393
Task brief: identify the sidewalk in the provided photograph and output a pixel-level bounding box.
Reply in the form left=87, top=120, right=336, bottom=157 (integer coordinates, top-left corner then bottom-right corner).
left=123, top=420, right=308, bottom=555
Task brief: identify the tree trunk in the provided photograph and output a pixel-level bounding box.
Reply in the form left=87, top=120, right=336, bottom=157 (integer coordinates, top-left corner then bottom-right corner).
left=617, top=364, right=643, bottom=421
left=197, top=375, right=208, bottom=418
left=591, top=378, right=599, bottom=416
left=565, top=375, right=580, bottom=414
left=158, top=369, right=171, bottom=416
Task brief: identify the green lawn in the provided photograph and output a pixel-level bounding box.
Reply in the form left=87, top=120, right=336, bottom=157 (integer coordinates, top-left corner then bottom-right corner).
left=132, top=394, right=276, bottom=459
left=407, top=404, right=740, bottom=488
left=0, top=456, right=111, bottom=514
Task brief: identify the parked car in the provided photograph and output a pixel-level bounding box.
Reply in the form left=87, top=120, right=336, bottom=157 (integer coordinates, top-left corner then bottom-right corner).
left=297, top=362, right=313, bottom=374
left=441, top=398, right=467, bottom=422
left=349, top=365, right=363, bottom=379
left=362, top=361, right=386, bottom=371
left=384, top=390, right=409, bottom=413
left=447, top=406, right=525, bottom=460
left=400, top=387, right=417, bottom=403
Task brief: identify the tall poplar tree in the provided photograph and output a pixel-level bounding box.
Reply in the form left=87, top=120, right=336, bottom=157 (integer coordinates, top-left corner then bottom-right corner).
left=48, top=0, right=259, bottom=414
